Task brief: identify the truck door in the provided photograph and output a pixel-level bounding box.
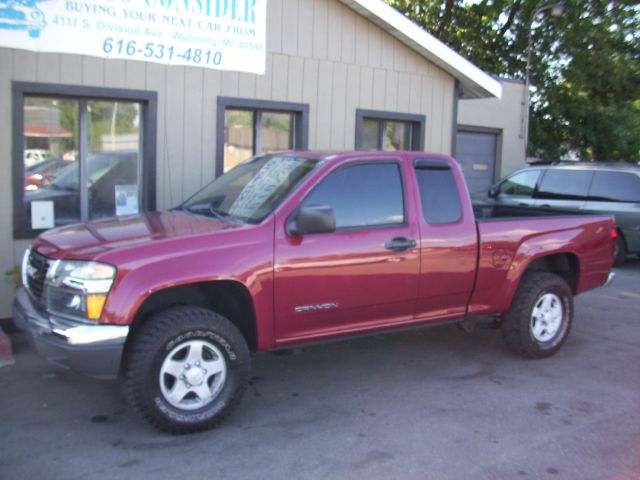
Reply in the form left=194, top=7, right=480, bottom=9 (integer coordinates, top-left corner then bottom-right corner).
left=412, top=158, right=478, bottom=321
left=273, top=159, right=420, bottom=343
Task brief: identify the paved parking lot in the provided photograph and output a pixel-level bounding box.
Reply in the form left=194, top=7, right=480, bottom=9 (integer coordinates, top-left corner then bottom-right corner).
left=1, top=260, right=639, bottom=480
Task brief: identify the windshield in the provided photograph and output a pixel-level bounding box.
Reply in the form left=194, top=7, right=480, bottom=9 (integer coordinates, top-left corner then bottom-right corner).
left=181, top=155, right=319, bottom=224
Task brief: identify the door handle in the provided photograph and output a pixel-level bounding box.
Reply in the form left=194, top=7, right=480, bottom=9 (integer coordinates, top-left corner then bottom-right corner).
left=385, top=237, right=417, bottom=252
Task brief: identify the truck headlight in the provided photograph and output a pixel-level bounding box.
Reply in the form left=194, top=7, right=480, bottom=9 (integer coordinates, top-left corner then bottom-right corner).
left=44, top=260, right=116, bottom=322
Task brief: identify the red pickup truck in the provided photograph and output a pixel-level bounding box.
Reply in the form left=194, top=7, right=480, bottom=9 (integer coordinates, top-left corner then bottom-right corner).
left=14, top=151, right=615, bottom=433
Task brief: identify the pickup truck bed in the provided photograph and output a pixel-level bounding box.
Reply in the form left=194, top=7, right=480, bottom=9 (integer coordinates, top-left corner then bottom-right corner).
left=14, top=151, right=615, bottom=433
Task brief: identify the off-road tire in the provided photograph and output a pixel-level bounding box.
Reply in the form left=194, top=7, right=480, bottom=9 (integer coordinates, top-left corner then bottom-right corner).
left=124, top=306, right=250, bottom=434
left=502, top=272, right=573, bottom=358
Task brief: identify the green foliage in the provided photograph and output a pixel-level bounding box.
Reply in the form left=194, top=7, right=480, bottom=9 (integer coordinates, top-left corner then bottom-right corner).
left=386, top=0, right=640, bottom=162
left=5, top=265, right=20, bottom=290
left=88, top=102, right=139, bottom=152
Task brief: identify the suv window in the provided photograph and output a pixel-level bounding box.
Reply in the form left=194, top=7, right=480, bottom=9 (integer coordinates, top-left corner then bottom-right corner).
left=589, top=171, right=640, bottom=202
left=498, top=170, right=541, bottom=197
left=537, top=169, right=592, bottom=200
left=302, top=163, right=405, bottom=229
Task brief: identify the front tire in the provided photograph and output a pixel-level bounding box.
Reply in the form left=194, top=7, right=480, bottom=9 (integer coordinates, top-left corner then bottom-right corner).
left=502, top=272, right=573, bottom=358
left=124, top=306, right=250, bottom=434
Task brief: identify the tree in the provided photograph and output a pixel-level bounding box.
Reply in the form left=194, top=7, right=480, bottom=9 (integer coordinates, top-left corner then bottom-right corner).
left=386, top=0, right=640, bottom=162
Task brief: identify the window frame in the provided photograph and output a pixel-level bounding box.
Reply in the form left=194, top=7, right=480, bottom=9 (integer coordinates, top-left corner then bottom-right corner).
left=216, top=97, right=309, bottom=177
left=12, top=82, right=157, bottom=239
left=354, top=109, right=425, bottom=151
left=299, top=160, right=407, bottom=232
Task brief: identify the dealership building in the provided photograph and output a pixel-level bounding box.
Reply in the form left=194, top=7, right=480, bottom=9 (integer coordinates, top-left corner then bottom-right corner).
left=0, top=0, right=527, bottom=319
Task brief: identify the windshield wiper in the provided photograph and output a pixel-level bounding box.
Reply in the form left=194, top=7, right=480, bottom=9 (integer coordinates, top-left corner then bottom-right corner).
left=182, top=204, right=231, bottom=223
left=208, top=205, right=229, bottom=222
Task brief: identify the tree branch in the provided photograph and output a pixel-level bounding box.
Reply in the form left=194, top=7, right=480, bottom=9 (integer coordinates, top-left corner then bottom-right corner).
left=498, top=0, right=522, bottom=37
left=436, top=0, right=456, bottom=39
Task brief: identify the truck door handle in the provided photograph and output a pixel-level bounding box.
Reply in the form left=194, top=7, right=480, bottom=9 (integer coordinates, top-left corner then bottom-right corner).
left=384, top=237, right=417, bottom=252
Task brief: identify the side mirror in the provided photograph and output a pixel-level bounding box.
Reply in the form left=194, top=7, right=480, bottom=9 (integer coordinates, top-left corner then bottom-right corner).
left=488, top=184, right=499, bottom=198
left=286, top=204, right=336, bottom=236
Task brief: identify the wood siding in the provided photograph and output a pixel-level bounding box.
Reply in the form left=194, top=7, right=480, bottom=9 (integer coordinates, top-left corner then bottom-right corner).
left=0, top=0, right=455, bottom=317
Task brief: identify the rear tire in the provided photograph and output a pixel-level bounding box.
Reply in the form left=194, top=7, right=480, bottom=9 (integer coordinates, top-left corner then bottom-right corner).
left=124, top=306, right=250, bottom=434
left=502, top=272, right=573, bottom=358
left=613, top=234, right=627, bottom=267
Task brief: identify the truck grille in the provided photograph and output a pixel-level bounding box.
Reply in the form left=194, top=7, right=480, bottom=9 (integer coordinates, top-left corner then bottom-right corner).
left=26, top=250, right=52, bottom=300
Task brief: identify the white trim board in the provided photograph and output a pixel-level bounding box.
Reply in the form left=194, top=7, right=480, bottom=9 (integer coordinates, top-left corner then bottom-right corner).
left=340, top=0, right=502, bottom=99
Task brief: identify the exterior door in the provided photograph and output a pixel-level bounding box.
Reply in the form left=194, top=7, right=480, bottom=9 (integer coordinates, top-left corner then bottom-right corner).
left=455, top=130, right=498, bottom=195
left=273, top=160, right=420, bottom=343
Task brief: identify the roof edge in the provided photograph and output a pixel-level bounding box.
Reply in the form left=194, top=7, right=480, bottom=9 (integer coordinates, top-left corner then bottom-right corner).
left=339, top=0, right=502, bottom=99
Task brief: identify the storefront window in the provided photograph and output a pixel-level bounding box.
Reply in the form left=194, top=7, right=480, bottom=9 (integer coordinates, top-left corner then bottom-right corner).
left=219, top=98, right=309, bottom=174
left=356, top=110, right=425, bottom=151
left=224, top=110, right=255, bottom=172
left=223, top=109, right=296, bottom=172
left=13, top=84, right=156, bottom=238
left=23, top=98, right=80, bottom=226
left=261, top=112, right=293, bottom=153
left=88, top=101, right=141, bottom=220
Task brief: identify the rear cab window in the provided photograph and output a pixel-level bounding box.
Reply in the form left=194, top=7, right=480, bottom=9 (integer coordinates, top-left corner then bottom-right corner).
left=414, top=158, right=462, bottom=224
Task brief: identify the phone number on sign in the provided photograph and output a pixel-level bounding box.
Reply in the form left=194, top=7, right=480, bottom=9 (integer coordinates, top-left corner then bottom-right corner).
left=102, top=38, right=222, bottom=66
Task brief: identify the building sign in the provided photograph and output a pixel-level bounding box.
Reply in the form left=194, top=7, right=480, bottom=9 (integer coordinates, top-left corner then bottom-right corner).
left=0, top=0, right=266, bottom=74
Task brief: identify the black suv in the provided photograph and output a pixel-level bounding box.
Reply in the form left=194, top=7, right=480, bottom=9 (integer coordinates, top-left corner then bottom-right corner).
left=475, top=162, right=640, bottom=266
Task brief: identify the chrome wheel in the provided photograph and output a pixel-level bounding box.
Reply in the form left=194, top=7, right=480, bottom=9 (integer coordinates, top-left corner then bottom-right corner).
left=530, top=293, right=563, bottom=342
left=159, top=339, right=227, bottom=410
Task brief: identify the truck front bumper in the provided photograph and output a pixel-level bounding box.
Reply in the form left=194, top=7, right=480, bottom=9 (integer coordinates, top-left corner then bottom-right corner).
left=13, top=288, right=128, bottom=379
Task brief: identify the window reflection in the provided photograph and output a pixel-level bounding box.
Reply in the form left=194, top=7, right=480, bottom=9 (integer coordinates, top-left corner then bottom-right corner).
left=23, top=97, right=80, bottom=226
left=88, top=101, right=141, bottom=220
left=22, top=96, right=144, bottom=231
left=359, top=117, right=415, bottom=151
left=224, top=109, right=254, bottom=172
left=223, top=108, right=297, bottom=173
left=261, top=112, right=292, bottom=153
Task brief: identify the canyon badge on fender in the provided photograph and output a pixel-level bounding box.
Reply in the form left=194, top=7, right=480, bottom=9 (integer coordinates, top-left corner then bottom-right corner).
left=294, top=302, right=339, bottom=313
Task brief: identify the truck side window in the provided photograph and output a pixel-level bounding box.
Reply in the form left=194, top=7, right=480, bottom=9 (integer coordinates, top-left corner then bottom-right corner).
left=498, top=170, right=541, bottom=197
left=414, top=166, right=462, bottom=224
left=301, top=163, right=405, bottom=229
left=537, top=169, right=592, bottom=200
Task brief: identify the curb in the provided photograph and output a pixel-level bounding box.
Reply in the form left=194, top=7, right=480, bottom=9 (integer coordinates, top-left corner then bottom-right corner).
left=0, top=327, right=15, bottom=367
